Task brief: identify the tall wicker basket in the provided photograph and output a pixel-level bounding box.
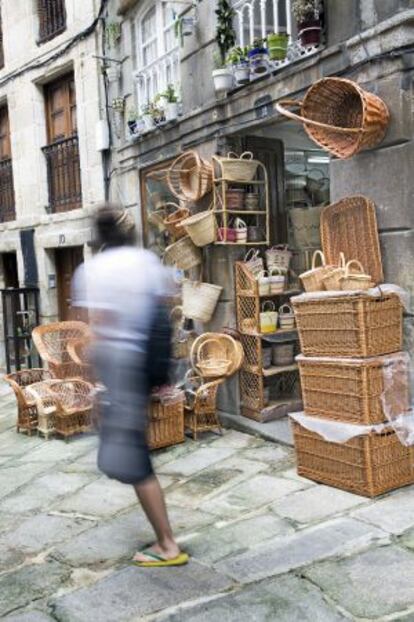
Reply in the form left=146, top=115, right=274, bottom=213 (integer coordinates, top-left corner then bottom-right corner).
left=148, top=390, right=185, bottom=450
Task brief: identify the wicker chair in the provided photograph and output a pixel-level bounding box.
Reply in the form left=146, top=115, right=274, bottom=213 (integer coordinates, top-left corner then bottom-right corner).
left=32, top=321, right=91, bottom=380
left=4, top=369, right=55, bottom=435
left=67, top=336, right=94, bottom=383
left=46, top=379, right=95, bottom=439
left=184, top=377, right=224, bottom=440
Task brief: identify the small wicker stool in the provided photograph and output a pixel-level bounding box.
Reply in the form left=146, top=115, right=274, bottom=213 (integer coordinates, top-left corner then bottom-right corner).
left=184, top=378, right=223, bottom=440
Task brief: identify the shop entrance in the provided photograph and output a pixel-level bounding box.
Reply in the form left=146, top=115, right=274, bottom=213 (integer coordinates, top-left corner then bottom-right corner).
left=2, top=252, right=18, bottom=288
left=55, top=246, right=84, bottom=321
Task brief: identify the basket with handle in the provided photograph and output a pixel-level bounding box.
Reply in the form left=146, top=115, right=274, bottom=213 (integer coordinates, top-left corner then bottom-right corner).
left=181, top=204, right=217, bottom=247
left=234, top=218, right=247, bottom=243
left=257, top=270, right=271, bottom=296
left=276, top=78, right=390, bottom=159
left=163, top=203, right=191, bottom=239
left=279, top=304, right=295, bottom=330
left=196, top=338, right=232, bottom=378
left=182, top=279, right=223, bottom=323
left=216, top=152, right=259, bottom=182
left=266, top=245, right=292, bottom=273
left=300, top=250, right=335, bottom=293
left=340, top=260, right=374, bottom=291
left=190, top=333, right=244, bottom=378
left=322, top=252, right=346, bottom=291
left=164, top=236, right=202, bottom=271
left=244, top=249, right=264, bottom=277
left=260, top=301, right=278, bottom=334
left=167, top=151, right=213, bottom=202
left=269, top=268, right=285, bottom=295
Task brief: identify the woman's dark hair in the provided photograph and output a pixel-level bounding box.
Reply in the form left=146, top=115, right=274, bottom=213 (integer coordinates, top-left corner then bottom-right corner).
left=93, top=203, right=137, bottom=249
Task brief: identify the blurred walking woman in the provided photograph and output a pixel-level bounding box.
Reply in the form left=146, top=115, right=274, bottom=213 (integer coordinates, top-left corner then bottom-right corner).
left=72, top=204, right=188, bottom=568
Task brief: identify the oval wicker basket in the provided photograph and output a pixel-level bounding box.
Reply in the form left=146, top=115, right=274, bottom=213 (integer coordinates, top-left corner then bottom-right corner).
left=339, top=260, right=374, bottom=291
left=181, top=209, right=217, bottom=247
left=300, top=250, right=335, bottom=293
left=191, top=333, right=244, bottom=378
left=164, top=236, right=202, bottom=271
left=182, top=280, right=222, bottom=323
left=216, top=152, right=259, bottom=182
left=322, top=252, right=346, bottom=291
left=167, top=151, right=213, bottom=202
left=276, top=78, right=390, bottom=159
left=197, top=339, right=232, bottom=378
left=163, top=203, right=190, bottom=239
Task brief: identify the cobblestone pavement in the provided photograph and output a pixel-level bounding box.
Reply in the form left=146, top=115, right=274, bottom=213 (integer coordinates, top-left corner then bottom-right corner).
left=2, top=386, right=414, bottom=621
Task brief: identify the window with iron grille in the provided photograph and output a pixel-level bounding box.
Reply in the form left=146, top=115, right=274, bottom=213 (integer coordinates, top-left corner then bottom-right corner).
left=37, top=0, right=67, bottom=44
left=0, top=106, right=16, bottom=222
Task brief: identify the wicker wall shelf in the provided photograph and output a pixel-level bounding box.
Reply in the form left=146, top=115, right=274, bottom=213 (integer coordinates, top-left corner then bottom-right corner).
left=213, top=156, right=270, bottom=246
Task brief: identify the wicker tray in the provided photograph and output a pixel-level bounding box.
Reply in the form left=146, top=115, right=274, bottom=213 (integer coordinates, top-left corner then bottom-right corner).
left=148, top=391, right=185, bottom=450
left=293, top=292, right=402, bottom=358
left=298, top=353, right=409, bottom=425
left=321, top=196, right=383, bottom=285
left=292, top=421, right=414, bottom=497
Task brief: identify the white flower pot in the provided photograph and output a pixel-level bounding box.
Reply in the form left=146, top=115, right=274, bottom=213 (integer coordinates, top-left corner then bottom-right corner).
left=105, top=65, right=120, bottom=83
left=143, top=115, right=154, bottom=130
left=165, top=102, right=178, bottom=121
left=234, top=64, right=250, bottom=85
left=158, top=96, right=169, bottom=110
left=212, top=68, right=234, bottom=93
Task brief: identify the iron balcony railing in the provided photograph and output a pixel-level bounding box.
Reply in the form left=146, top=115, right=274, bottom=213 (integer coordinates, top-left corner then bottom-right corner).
left=37, top=0, right=67, bottom=43
left=0, top=158, right=16, bottom=223
left=42, top=135, right=82, bottom=213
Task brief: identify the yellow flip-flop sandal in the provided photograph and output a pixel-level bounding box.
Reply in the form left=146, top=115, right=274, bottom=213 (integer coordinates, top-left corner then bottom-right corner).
left=132, top=550, right=189, bottom=568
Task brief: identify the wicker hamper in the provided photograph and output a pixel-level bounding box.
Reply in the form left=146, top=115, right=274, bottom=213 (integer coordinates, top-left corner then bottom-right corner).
left=292, top=421, right=414, bottom=497
left=298, top=353, right=409, bottom=425
left=148, top=390, right=185, bottom=450
left=292, top=292, right=402, bottom=358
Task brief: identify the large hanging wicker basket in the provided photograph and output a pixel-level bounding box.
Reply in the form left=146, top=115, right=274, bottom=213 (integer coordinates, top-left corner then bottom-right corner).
left=164, top=236, right=202, bottom=271
left=276, top=78, right=390, bottom=159
left=167, top=151, right=213, bottom=202
left=181, top=208, right=217, bottom=247
left=163, top=203, right=190, bottom=239
left=182, top=280, right=223, bottom=323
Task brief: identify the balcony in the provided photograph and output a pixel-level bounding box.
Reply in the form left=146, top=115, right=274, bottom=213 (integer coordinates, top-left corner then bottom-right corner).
left=0, top=159, right=16, bottom=223
left=42, top=136, right=82, bottom=214
left=134, top=48, right=180, bottom=113
left=232, top=0, right=323, bottom=72
left=38, top=0, right=66, bottom=44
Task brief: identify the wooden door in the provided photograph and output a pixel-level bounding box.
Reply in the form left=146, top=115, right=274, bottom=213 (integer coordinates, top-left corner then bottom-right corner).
left=2, top=252, right=18, bottom=288
left=45, top=73, right=77, bottom=143
left=0, top=106, right=11, bottom=160
left=55, top=247, right=84, bottom=321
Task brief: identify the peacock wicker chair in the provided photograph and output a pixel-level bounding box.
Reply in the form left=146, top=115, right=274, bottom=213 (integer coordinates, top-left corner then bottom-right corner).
left=32, top=321, right=92, bottom=380
left=46, top=379, right=95, bottom=439
left=4, top=369, right=55, bottom=435
left=184, top=377, right=224, bottom=440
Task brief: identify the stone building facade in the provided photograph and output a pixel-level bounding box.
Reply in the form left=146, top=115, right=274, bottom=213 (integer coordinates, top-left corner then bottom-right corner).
left=106, top=0, right=414, bottom=414
left=0, top=0, right=106, bottom=367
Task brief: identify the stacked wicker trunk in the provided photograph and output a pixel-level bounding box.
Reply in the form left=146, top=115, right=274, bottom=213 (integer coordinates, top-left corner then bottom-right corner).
left=291, top=291, right=413, bottom=497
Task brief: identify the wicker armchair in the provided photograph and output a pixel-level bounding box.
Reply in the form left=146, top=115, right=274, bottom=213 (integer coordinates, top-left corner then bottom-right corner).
left=184, top=377, right=223, bottom=440
left=46, top=379, right=95, bottom=439
left=32, top=321, right=91, bottom=380
left=4, top=369, right=55, bottom=435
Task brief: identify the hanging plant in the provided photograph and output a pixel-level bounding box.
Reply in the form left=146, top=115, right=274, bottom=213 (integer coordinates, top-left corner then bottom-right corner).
left=105, top=22, right=122, bottom=49
left=112, top=97, right=125, bottom=113
left=215, top=0, right=236, bottom=65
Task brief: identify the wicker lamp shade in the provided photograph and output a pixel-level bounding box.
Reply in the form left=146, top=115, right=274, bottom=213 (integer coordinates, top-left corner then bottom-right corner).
left=276, top=78, right=390, bottom=159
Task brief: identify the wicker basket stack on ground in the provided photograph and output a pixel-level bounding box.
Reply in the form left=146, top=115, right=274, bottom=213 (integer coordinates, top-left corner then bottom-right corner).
left=148, top=388, right=185, bottom=450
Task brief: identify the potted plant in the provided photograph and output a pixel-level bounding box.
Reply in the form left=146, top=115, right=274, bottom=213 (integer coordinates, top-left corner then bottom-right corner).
left=150, top=103, right=165, bottom=127
left=163, top=84, right=179, bottom=121
left=292, top=0, right=322, bottom=47
left=247, top=38, right=269, bottom=74
left=112, top=97, right=125, bottom=114
left=226, top=46, right=250, bottom=85
left=127, top=107, right=144, bottom=136
left=267, top=28, right=289, bottom=61
left=213, top=0, right=236, bottom=93
left=142, top=104, right=155, bottom=131
left=106, top=21, right=121, bottom=48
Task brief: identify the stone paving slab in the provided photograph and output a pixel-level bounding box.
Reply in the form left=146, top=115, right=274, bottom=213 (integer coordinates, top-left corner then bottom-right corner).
left=0, top=472, right=95, bottom=514
left=3, top=611, right=55, bottom=622
left=15, top=435, right=98, bottom=464
left=0, top=561, right=71, bottom=618
left=215, top=517, right=389, bottom=584
left=273, top=484, right=368, bottom=524
left=184, top=512, right=295, bottom=564
left=157, top=446, right=237, bottom=477
left=52, top=562, right=233, bottom=621
left=54, top=477, right=138, bottom=518
left=241, top=443, right=293, bottom=467
left=199, top=473, right=305, bottom=519
left=352, top=486, right=414, bottom=535
left=152, top=575, right=346, bottom=622
left=0, top=462, right=53, bottom=500
left=305, top=545, right=414, bottom=619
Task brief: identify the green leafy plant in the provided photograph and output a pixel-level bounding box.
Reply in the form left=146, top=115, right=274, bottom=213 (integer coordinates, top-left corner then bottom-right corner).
left=215, top=0, right=236, bottom=65
left=127, top=106, right=139, bottom=122
left=105, top=22, right=121, bottom=48
left=163, top=84, right=178, bottom=103
left=112, top=97, right=125, bottom=113
left=213, top=51, right=226, bottom=70
left=226, top=46, right=248, bottom=65
left=292, top=0, right=320, bottom=23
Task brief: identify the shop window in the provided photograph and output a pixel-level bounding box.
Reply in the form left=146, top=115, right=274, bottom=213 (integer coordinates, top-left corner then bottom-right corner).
left=134, top=2, right=180, bottom=111
left=37, top=0, right=67, bottom=44
left=140, top=160, right=177, bottom=258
